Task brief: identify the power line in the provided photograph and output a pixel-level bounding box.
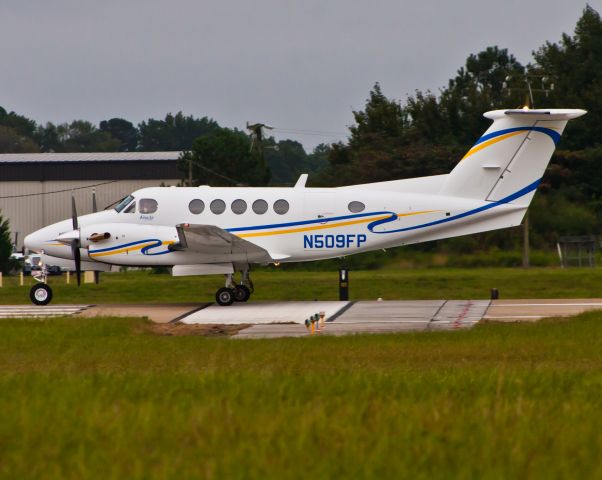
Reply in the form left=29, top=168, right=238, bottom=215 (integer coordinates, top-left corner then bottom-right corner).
left=272, top=127, right=348, bottom=137
left=0, top=180, right=120, bottom=199
left=196, top=163, right=246, bottom=186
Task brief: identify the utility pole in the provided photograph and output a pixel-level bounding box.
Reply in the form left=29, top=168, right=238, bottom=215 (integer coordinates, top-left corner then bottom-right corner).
left=502, top=74, right=555, bottom=269
left=522, top=212, right=530, bottom=268
left=246, top=122, right=273, bottom=158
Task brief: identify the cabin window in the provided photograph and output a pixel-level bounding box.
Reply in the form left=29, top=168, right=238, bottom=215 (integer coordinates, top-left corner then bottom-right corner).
left=231, top=199, right=247, bottom=214
left=348, top=201, right=365, bottom=213
left=139, top=198, right=158, bottom=214
left=210, top=199, right=226, bottom=214
left=115, top=195, right=134, bottom=213
left=273, top=199, right=289, bottom=215
left=252, top=199, right=268, bottom=214
left=189, top=199, right=205, bottom=214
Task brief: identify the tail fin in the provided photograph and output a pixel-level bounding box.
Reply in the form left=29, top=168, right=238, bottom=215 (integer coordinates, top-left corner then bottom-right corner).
left=441, top=109, right=586, bottom=206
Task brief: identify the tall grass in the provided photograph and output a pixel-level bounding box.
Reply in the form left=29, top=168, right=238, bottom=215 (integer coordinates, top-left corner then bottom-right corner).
left=3, top=267, right=602, bottom=304
left=0, top=314, right=600, bottom=478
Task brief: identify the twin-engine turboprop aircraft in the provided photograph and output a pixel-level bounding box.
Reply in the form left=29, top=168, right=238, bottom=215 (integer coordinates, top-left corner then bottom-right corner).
left=24, top=108, right=586, bottom=306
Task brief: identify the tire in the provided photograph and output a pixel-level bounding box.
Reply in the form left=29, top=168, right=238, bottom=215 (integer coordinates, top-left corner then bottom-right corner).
left=216, top=287, right=235, bottom=306
left=30, top=284, right=53, bottom=306
left=233, top=285, right=251, bottom=302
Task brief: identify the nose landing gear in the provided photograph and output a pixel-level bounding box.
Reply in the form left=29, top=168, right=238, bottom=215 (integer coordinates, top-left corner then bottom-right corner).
left=30, top=266, right=53, bottom=306
left=215, top=269, right=254, bottom=306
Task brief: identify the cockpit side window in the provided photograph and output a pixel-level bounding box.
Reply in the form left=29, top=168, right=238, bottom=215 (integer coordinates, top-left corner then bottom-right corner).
left=115, top=195, right=134, bottom=213
left=139, top=198, right=158, bottom=214
left=124, top=202, right=136, bottom=213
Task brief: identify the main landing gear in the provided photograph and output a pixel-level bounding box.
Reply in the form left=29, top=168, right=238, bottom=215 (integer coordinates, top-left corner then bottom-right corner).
left=215, top=270, right=254, bottom=306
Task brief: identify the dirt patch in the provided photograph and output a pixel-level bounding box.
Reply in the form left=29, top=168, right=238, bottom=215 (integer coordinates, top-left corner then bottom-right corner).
left=144, top=322, right=251, bottom=337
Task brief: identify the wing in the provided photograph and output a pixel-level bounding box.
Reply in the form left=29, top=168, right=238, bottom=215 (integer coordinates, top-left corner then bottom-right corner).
left=170, top=223, right=274, bottom=263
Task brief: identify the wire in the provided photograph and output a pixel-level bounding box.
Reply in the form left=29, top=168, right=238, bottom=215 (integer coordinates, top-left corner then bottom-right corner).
left=272, top=127, right=348, bottom=138
left=196, top=164, right=246, bottom=186
left=0, top=180, right=120, bottom=199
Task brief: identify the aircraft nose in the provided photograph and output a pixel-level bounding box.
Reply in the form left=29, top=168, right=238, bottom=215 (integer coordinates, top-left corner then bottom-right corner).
left=24, top=230, right=43, bottom=253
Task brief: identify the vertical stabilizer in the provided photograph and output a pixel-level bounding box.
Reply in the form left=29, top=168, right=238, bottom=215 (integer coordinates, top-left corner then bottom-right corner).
left=441, top=109, right=586, bottom=205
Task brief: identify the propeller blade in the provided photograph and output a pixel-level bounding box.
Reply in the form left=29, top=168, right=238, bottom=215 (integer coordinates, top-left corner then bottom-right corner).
left=71, top=241, right=82, bottom=287
left=92, top=189, right=98, bottom=213
left=71, top=195, right=79, bottom=231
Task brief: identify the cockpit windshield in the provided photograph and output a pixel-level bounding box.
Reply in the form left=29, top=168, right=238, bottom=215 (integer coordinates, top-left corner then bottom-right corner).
left=115, top=195, right=135, bottom=213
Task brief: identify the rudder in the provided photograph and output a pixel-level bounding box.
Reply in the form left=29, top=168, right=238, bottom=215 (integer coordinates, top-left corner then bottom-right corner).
left=441, top=109, right=586, bottom=206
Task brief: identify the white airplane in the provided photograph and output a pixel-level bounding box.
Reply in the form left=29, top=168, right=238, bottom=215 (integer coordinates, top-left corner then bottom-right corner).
left=24, top=108, right=586, bottom=306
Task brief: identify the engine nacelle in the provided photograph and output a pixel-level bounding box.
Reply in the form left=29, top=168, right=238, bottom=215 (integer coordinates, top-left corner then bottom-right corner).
left=82, top=223, right=180, bottom=265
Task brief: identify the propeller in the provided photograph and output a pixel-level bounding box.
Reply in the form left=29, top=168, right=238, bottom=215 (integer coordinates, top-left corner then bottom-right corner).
left=91, top=189, right=101, bottom=285
left=71, top=195, right=82, bottom=286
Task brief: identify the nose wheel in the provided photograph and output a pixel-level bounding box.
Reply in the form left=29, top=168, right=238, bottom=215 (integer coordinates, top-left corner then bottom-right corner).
left=30, top=283, right=53, bottom=306
left=29, top=264, right=53, bottom=306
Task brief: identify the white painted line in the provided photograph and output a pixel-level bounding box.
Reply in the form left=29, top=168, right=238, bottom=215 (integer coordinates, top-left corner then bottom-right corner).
left=484, top=315, right=545, bottom=319
left=0, top=305, right=89, bottom=318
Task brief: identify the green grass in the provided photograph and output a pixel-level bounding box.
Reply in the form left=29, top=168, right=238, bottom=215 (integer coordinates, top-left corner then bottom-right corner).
left=3, top=266, right=602, bottom=304
left=0, top=313, right=601, bottom=478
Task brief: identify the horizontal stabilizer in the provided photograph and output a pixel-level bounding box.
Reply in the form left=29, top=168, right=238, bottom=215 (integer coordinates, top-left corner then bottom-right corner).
left=486, top=109, right=587, bottom=121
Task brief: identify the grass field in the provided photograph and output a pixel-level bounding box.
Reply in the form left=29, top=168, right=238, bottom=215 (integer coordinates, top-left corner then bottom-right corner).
left=3, top=266, right=602, bottom=304
left=0, top=312, right=601, bottom=478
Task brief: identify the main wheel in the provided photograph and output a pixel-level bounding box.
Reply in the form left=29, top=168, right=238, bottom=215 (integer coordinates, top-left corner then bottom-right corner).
left=30, top=284, right=53, bottom=306
left=234, top=285, right=251, bottom=302
left=216, top=287, right=235, bottom=306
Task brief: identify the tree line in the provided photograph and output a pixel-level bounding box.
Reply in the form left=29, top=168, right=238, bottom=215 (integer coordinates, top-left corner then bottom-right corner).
left=0, top=108, right=328, bottom=186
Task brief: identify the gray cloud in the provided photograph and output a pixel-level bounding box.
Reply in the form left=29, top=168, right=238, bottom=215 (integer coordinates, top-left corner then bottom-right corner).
left=0, top=0, right=593, bottom=149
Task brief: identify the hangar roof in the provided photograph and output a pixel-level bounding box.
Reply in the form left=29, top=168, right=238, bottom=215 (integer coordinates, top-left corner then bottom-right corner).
left=0, top=152, right=182, bottom=163
left=0, top=152, right=183, bottom=181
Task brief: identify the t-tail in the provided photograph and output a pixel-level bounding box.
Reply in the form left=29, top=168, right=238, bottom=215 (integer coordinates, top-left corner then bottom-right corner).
left=441, top=109, right=587, bottom=206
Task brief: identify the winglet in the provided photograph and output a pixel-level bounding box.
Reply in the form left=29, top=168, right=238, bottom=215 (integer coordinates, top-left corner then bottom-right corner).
left=294, top=174, right=308, bottom=188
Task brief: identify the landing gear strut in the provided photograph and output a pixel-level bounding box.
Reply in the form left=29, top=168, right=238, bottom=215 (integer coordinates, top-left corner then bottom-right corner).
left=30, top=265, right=53, bottom=306
left=215, top=269, right=254, bottom=306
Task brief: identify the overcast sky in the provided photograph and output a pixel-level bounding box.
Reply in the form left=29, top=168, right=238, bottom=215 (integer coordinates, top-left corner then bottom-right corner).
left=1, top=0, right=597, bottom=150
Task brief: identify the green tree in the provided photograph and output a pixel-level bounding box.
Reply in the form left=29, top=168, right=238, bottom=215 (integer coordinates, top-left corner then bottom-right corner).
left=0, top=125, right=39, bottom=153
left=35, top=122, right=60, bottom=152
left=0, top=106, right=37, bottom=138
left=263, top=139, right=327, bottom=185
left=99, top=118, right=139, bottom=151
left=534, top=5, right=602, bottom=149
left=139, top=112, right=219, bottom=151
left=407, top=46, right=525, bottom=146
left=42, top=121, right=120, bottom=152
left=319, top=83, right=459, bottom=186
left=183, top=127, right=270, bottom=186
left=305, top=144, right=330, bottom=181
left=0, top=213, right=13, bottom=274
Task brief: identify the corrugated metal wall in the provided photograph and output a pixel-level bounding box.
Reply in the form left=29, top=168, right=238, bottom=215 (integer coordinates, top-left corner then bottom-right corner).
left=0, top=179, right=179, bottom=249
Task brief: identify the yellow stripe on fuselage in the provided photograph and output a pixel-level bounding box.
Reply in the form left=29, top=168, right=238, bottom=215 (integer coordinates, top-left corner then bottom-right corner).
left=237, top=210, right=440, bottom=238
left=89, top=240, right=174, bottom=257
left=461, top=130, right=526, bottom=161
